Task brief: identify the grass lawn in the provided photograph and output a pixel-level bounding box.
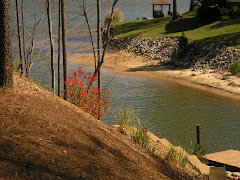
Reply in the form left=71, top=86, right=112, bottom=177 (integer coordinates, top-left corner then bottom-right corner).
left=115, top=11, right=240, bottom=49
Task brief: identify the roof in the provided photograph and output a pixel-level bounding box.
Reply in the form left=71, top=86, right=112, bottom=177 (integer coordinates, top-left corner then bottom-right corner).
left=152, top=1, right=172, bottom=5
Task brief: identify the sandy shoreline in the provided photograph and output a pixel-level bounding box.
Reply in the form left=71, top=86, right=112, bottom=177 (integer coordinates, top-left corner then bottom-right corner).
left=69, top=51, right=240, bottom=101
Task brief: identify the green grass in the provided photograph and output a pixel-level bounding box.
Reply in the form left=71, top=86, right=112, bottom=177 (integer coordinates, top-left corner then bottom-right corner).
left=115, top=11, right=240, bottom=48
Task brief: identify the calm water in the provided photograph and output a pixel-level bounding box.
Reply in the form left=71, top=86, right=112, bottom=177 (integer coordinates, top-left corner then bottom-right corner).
left=13, top=0, right=240, bottom=154
left=100, top=67, right=240, bottom=154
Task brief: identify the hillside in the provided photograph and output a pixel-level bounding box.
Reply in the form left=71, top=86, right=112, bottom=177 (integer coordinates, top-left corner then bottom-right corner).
left=115, top=11, right=240, bottom=48
left=0, top=74, right=204, bottom=179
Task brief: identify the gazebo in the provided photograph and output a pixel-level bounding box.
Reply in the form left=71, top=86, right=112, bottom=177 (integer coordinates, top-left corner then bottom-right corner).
left=152, top=0, right=172, bottom=18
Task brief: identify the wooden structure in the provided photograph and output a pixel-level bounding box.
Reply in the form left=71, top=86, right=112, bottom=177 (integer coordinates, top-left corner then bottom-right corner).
left=228, top=0, right=240, bottom=7
left=152, top=1, right=172, bottom=18
left=206, top=149, right=240, bottom=172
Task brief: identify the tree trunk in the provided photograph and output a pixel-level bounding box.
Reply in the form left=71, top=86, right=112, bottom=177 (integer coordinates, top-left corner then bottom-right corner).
left=172, top=0, right=180, bottom=21
left=189, top=0, right=195, bottom=11
left=0, top=0, right=13, bottom=88
left=97, top=0, right=101, bottom=119
left=21, top=0, right=27, bottom=76
left=61, top=0, right=68, bottom=100
left=15, top=0, right=23, bottom=75
left=81, top=0, right=97, bottom=69
left=58, top=0, right=61, bottom=97
left=47, top=0, right=55, bottom=94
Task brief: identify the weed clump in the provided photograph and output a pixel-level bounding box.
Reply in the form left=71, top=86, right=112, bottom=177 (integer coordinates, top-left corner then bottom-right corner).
left=193, top=144, right=208, bottom=164
left=118, top=106, right=137, bottom=132
left=131, top=128, right=150, bottom=148
left=165, top=147, right=187, bottom=167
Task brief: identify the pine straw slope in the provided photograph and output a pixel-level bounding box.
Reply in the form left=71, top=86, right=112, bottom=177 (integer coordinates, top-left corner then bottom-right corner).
left=0, top=74, right=196, bottom=180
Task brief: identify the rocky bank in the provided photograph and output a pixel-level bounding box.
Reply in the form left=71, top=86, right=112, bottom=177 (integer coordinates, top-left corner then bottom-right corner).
left=109, top=37, right=240, bottom=70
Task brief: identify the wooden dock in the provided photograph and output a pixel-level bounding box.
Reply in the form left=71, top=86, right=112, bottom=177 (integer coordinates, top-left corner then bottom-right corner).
left=206, top=149, right=240, bottom=172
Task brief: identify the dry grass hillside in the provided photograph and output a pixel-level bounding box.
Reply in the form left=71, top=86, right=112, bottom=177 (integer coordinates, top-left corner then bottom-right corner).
left=0, top=74, right=203, bottom=179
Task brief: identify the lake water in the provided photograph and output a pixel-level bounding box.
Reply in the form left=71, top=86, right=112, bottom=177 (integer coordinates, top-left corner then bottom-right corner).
left=13, top=0, right=240, bottom=154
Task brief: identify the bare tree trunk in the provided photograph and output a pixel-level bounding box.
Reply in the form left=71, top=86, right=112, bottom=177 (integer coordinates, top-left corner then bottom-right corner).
left=81, top=0, right=97, bottom=69
left=15, top=0, right=23, bottom=75
left=97, top=0, right=102, bottom=119
left=189, top=0, right=195, bottom=11
left=0, top=0, right=13, bottom=88
left=21, top=0, right=27, bottom=76
left=61, top=0, right=68, bottom=100
left=46, top=0, right=55, bottom=94
left=92, top=0, right=118, bottom=79
left=172, top=0, right=180, bottom=21
left=58, top=0, right=61, bottom=97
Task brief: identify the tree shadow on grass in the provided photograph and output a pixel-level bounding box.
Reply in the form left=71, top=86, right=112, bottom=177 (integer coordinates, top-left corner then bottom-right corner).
left=208, top=17, right=240, bottom=30
left=165, top=17, right=212, bottom=34
left=116, top=18, right=170, bottom=35
left=195, top=32, right=240, bottom=48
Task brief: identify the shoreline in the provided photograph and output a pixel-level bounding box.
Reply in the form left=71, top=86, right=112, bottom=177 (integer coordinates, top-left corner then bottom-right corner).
left=69, top=51, right=240, bottom=101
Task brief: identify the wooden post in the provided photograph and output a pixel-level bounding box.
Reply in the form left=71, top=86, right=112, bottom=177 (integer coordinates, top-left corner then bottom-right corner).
left=196, top=124, right=201, bottom=145
left=152, top=5, right=154, bottom=18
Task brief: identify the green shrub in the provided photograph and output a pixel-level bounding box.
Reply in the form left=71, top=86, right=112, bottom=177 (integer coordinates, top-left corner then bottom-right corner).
left=220, top=7, right=230, bottom=20
left=229, top=61, right=240, bottom=75
left=220, top=7, right=229, bottom=17
left=197, top=0, right=226, bottom=20
left=229, top=6, right=240, bottom=18
left=165, top=147, right=187, bottom=167
left=104, top=8, right=123, bottom=27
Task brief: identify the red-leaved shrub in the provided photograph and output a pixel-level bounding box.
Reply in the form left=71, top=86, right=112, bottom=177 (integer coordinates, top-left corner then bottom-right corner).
left=65, top=67, right=110, bottom=119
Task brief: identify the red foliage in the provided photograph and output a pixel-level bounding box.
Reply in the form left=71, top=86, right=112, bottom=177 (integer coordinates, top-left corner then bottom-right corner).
left=65, top=67, right=110, bottom=119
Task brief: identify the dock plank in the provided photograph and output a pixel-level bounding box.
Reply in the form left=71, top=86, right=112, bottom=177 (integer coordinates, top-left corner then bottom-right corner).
left=206, top=149, right=240, bottom=172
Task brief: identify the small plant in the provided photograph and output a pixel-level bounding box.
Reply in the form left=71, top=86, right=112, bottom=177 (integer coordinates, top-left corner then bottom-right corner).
left=229, top=61, right=240, bottom=75
left=0, top=88, right=8, bottom=94
left=13, top=59, right=24, bottom=73
left=148, top=145, right=157, bottom=153
left=104, top=8, right=123, bottom=27
left=193, top=144, right=208, bottom=164
left=65, top=67, right=110, bottom=119
left=131, top=128, right=150, bottom=148
left=165, top=147, right=187, bottom=167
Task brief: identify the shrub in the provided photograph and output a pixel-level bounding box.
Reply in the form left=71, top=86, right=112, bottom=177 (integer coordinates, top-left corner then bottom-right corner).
left=197, top=0, right=226, bottom=20
left=229, top=61, right=240, bottom=75
left=65, top=67, right=110, bottom=119
left=220, top=7, right=230, bottom=20
left=179, top=32, right=189, bottom=51
left=104, top=8, right=123, bottom=27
